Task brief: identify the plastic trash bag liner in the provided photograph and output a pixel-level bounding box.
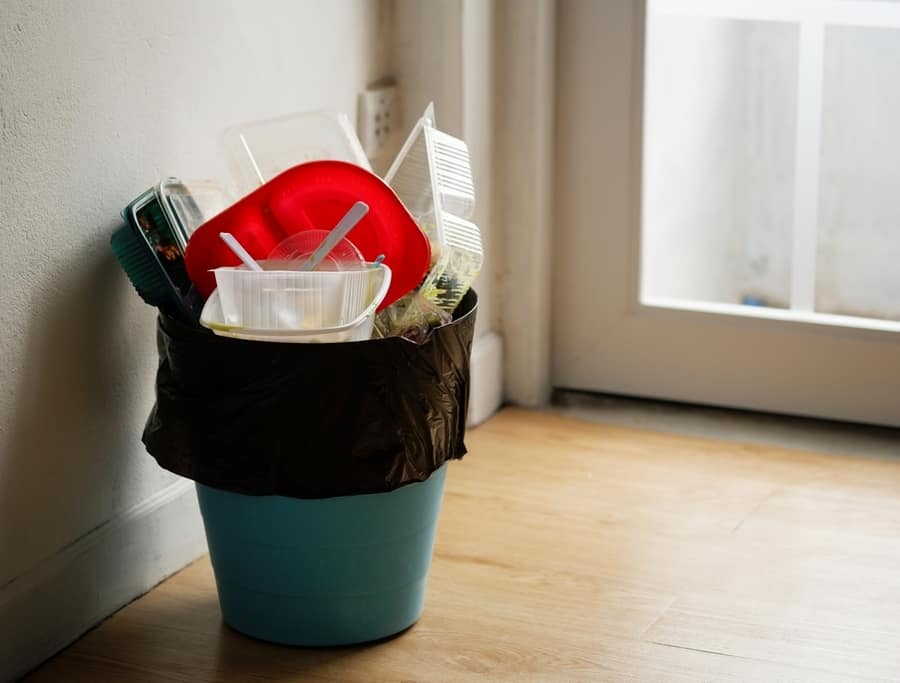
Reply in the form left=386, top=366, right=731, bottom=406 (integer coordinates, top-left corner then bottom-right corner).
left=143, top=290, right=477, bottom=499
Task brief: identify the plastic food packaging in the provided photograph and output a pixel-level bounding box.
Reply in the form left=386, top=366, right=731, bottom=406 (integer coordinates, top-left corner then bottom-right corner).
left=384, top=104, right=483, bottom=314
left=143, top=289, right=477, bottom=498
left=157, top=178, right=232, bottom=246
left=374, top=291, right=453, bottom=344
left=268, top=229, right=365, bottom=268
left=184, top=161, right=431, bottom=310
left=224, top=109, right=371, bottom=196
left=112, top=186, right=200, bottom=323
left=199, top=262, right=391, bottom=343
left=112, top=179, right=232, bottom=324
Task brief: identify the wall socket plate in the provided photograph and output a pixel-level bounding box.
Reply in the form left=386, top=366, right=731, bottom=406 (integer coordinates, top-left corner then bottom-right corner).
left=358, top=81, right=399, bottom=160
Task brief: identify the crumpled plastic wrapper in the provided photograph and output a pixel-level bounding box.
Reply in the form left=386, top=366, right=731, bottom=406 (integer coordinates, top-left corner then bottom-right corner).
left=373, top=291, right=453, bottom=344
left=142, top=290, right=477, bottom=499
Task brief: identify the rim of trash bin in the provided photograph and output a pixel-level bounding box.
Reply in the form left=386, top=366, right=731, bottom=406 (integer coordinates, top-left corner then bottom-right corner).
left=159, top=288, right=478, bottom=347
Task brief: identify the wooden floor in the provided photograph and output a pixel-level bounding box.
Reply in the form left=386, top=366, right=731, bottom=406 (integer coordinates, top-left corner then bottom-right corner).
left=27, top=408, right=900, bottom=682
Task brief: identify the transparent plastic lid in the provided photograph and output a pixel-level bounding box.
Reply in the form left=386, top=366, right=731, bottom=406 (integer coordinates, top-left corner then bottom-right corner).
left=157, top=178, right=232, bottom=249
left=223, top=110, right=371, bottom=196
left=267, top=229, right=365, bottom=271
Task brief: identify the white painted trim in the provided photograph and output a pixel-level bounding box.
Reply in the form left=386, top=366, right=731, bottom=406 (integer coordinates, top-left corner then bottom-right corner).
left=650, top=0, right=900, bottom=28
left=468, top=332, right=504, bottom=427
left=0, top=480, right=207, bottom=682
left=641, top=297, right=900, bottom=336
left=498, top=0, right=556, bottom=407
left=790, top=20, right=824, bottom=313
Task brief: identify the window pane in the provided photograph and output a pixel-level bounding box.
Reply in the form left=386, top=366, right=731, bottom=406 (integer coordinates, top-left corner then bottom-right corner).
left=642, top=14, right=797, bottom=309
left=817, top=25, right=900, bottom=322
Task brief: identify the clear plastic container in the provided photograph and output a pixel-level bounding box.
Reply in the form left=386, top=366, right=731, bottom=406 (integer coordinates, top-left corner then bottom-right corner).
left=199, top=262, right=391, bottom=342
left=224, top=110, right=371, bottom=196
left=200, top=292, right=380, bottom=343
left=267, top=229, right=365, bottom=270
left=383, top=104, right=482, bottom=314
left=157, top=178, right=232, bottom=249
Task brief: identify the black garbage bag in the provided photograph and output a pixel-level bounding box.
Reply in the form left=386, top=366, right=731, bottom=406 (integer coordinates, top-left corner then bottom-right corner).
left=143, top=290, right=477, bottom=499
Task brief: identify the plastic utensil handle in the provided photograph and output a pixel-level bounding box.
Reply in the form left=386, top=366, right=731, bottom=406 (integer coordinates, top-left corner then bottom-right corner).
left=219, top=232, right=263, bottom=271
left=300, top=201, right=369, bottom=271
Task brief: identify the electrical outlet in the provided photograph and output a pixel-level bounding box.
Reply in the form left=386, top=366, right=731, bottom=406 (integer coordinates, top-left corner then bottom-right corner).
left=358, top=81, right=399, bottom=160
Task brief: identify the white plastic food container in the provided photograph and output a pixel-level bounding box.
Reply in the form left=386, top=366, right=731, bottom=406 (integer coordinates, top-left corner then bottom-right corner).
left=199, top=262, right=391, bottom=343
left=383, top=104, right=482, bottom=315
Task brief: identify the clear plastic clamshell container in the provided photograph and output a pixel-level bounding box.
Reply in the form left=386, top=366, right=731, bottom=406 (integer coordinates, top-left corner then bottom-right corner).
left=383, top=104, right=483, bottom=313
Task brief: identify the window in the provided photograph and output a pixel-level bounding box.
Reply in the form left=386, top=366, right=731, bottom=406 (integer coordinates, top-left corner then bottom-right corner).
left=642, top=0, right=900, bottom=329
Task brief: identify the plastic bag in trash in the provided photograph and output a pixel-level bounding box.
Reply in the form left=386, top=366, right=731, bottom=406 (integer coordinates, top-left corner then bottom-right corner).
left=142, top=290, right=477, bottom=499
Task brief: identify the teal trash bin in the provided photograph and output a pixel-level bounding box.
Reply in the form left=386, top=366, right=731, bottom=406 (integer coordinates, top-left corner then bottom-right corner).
left=196, top=465, right=448, bottom=646
left=144, top=292, right=477, bottom=646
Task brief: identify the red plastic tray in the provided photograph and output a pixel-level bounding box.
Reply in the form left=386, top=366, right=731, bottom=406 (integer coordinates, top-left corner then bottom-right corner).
left=184, top=161, right=431, bottom=310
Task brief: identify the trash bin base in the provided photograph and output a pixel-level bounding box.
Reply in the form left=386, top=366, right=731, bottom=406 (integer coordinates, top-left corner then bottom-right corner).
left=216, top=576, right=429, bottom=646
left=196, top=466, right=447, bottom=646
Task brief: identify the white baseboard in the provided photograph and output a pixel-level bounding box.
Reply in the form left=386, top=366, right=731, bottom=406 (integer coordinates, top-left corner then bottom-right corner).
left=0, top=479, right=207, bottom=682
left=468, top=331, right=504, bottom=427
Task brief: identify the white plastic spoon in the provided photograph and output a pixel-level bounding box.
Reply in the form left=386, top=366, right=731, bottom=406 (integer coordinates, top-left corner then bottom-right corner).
left=299, top=201, right=369, bottom=271
left=219, top=232, right=263, bottom=271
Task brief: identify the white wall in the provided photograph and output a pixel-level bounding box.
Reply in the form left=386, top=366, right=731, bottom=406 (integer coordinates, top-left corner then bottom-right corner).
left=0, top=1, right=389, bottom=678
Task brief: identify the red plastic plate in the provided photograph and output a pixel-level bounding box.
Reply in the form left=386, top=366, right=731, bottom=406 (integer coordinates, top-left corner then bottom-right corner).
left=184, top=161, right=431, bottom=310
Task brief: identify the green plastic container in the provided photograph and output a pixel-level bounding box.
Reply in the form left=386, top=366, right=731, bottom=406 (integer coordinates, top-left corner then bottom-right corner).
left=196, top=465, right=448, bottom=646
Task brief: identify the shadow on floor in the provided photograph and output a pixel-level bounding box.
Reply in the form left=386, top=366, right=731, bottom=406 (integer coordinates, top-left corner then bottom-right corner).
left=552, top=389, right=900, bottom=460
